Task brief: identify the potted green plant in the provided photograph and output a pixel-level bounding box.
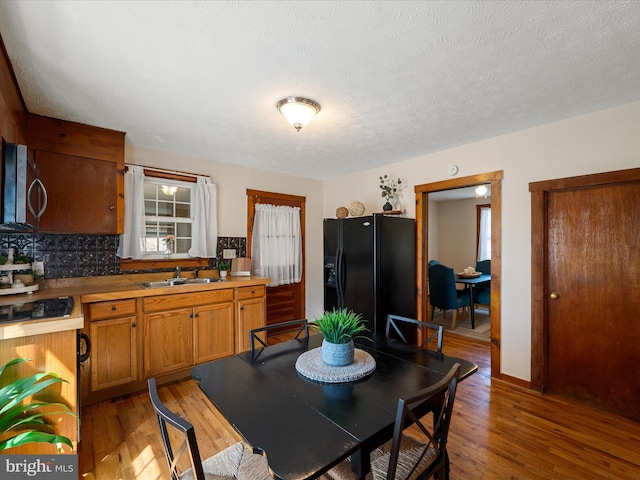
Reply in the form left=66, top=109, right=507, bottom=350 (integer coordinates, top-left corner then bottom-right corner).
left=218, top=261, right=230, bottom=278
left=379, top=174, right=401, bottom=211
left=0, top=357, right=75, bottom=452
left=311, top=309, right=368, bottom=366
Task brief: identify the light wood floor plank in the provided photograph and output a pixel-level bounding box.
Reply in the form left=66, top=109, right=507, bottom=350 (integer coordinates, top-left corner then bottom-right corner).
left=79, top=332, right=640, bottom=479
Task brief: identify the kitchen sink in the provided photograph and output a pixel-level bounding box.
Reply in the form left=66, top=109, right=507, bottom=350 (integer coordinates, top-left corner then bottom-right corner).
left=137, top=277, right=225, bottom=289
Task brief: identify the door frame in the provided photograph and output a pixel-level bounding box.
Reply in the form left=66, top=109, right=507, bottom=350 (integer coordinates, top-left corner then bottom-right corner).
left=415, top=170, right=503, bottom=379
left=529, top=167, right=640, bottom=392
left=246, top=189, right=306, bottom=320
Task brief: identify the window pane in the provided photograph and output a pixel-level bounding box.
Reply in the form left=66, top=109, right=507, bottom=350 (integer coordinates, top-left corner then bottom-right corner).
left=177, top=223, right=191, bottom=237
left=175, top=203, right=190, bottom=218
left=144, top=200, right=156, bottom=216
left=143, top=183, right=156, bottom=200
left=158, top=187, right=174, bottom=201
left=159, top=223, right=175, bottom=237
left=175, top=187, right=190, bottom=202
left=158, top=202, right=174, bottom=216
left=176, top=239, right=189, bottom=254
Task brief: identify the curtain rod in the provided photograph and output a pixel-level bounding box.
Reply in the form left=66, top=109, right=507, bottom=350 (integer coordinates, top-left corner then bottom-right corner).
left=125, top=164, right=209, bottom=179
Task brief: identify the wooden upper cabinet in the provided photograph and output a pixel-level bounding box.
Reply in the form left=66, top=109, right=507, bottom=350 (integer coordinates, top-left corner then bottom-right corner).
left=27, top=114, right=124, bottom=163
left=26, top=114, right=125, bottom=234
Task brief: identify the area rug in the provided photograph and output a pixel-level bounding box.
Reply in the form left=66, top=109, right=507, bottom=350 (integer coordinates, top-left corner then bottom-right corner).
left=429, top=307, right=491, bottom=343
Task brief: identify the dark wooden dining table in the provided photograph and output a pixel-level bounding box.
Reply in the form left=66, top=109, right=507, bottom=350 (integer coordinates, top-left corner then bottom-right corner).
left=192, top=333, right=477, bottom=480
left=455, top=273, right=491, bottom=328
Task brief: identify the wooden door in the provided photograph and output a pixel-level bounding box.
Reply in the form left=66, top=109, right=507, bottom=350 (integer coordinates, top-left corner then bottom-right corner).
left=246, top=189, right=305, bottom=334
left=530, top=169, right=640, bottom=421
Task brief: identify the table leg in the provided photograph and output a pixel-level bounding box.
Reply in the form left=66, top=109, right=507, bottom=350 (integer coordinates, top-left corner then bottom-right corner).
left=350, top=448, right=371, bottom=480
left=468, top=286, right=475, bottom=329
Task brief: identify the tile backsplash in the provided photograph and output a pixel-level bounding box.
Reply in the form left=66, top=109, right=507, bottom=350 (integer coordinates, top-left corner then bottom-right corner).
left=0, top=233, right=246, bottom=279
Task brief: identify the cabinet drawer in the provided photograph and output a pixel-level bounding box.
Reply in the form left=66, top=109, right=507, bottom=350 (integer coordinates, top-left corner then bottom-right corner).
left=238, top=285, right=266, bottom=299
left=88, top=299, right=137, bottom=320
left=143, top=289, right=234, bottom=313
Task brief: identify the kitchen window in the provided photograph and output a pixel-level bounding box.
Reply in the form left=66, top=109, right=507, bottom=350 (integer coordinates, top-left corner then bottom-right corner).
left=118, top=165, right=217, bottom=268
left=143, top=178, right=193, bottom=258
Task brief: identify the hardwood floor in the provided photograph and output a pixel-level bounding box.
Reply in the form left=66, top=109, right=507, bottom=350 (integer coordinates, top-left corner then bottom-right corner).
left=79, top=333, right=640, bottom=479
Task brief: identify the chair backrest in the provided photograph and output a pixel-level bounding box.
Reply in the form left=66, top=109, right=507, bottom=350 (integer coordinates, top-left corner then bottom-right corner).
left=148, top=378, right=205, bottom=480
left=249, top=319, right=309, bottom=358
left=386, top=363, right=461, bottom=480
left=476, top=259, right=491, bottom=275
left=385, top=314, right=444, bottom=353
left=428, top=264, right=459, bottom=310
left=428, top=259, right=441, bottom=267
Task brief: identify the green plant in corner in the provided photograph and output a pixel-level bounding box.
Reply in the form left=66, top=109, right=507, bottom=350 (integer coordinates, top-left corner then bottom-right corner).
left=0, top=358, right=75, bottom=452
left=311, top=308, right=369, bottom=344
left=218, top=261, right=230, bottom=271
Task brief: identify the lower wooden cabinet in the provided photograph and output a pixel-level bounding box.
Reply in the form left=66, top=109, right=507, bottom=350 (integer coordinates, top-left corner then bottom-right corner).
left=143, top=308, right=193, bottom=377
left=85, top=298, right=139, bottom=394
left=237, top=285, right=267, bottom=352
left=90, top=315, right=138, bottom=391
left=83, top=283, right=266, bottom=404
left=143, top=289, right=235, bottom=376
left=194, top=303, right=235, bottom=363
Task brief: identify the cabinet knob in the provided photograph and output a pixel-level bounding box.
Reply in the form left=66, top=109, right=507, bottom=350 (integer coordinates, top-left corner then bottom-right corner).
left=132, top=322, right=136, bottom=328
left=111, top=306, right=117, bottom=311
left=109, top=205, right=115, bottom=210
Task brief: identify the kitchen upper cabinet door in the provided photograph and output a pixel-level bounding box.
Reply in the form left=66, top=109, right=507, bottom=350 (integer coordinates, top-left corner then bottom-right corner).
left=144, top=308, right=193, bottom=377
left=34, top=150, right=123, bottom=234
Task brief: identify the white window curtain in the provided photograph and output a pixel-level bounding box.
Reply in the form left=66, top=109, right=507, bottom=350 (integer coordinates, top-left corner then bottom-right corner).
left=477, top=206, right=491, bottom=261
left=252, top=204, right=302, bottom=287
left=117, top=166, right=146, bottom=259
left=188, top=176, right=218, bottom=258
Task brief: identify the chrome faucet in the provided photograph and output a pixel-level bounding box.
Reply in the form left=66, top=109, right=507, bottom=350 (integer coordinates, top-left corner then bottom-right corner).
left=175, top=265, right=182, bottom=278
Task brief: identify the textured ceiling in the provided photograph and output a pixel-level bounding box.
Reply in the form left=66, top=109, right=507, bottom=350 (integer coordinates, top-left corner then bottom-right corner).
left=1, top=1, right=639, bottom=180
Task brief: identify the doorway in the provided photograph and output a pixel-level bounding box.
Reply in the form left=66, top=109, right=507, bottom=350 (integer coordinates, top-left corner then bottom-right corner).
left=246, top=189, right=306, bottom=334
left=415, top=171, right=503, bottom=378
left=530, top=167, right=640, bottom=420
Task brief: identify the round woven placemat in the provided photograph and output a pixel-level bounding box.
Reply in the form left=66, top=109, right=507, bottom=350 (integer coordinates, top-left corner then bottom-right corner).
left=295, top=347, right=376, bottom=383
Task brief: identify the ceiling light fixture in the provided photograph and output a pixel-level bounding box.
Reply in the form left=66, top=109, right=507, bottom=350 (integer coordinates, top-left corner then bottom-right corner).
left=161, top=185, right=178, bottom=196
left=277, top=96, right=321, bottom=132
left=475, top=185, right=488, bottom=198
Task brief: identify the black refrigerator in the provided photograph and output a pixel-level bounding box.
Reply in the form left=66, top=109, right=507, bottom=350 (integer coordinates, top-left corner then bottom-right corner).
left=323, top=214, right=416, bottom=337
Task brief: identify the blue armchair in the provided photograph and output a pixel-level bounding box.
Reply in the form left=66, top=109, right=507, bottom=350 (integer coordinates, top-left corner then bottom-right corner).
left=428, top=263, right=470, bottom=329
left=474, top=259, right=491, bottom=307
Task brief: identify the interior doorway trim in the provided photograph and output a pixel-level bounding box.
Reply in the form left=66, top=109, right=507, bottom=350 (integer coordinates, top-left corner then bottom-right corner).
left=415, top=170, right=503, bottom=379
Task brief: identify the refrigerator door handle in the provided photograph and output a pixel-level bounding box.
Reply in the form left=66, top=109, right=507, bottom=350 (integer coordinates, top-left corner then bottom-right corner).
left=335, top=247, right=344, bottom=309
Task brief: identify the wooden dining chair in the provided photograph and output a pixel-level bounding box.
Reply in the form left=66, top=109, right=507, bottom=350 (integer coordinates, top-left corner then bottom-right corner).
left=147, top=378, right=272, bottom=480
left=326, top=363, right=461, bottom=480
left=386, top=314, right=444, bottom=354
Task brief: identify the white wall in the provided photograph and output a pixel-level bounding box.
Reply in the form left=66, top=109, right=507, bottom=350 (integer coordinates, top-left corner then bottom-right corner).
left=124, top=144, right=326, bottom=318
left=434, top=197, right=488, bottom=273
left=323, top=101, right=640, bottom=382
